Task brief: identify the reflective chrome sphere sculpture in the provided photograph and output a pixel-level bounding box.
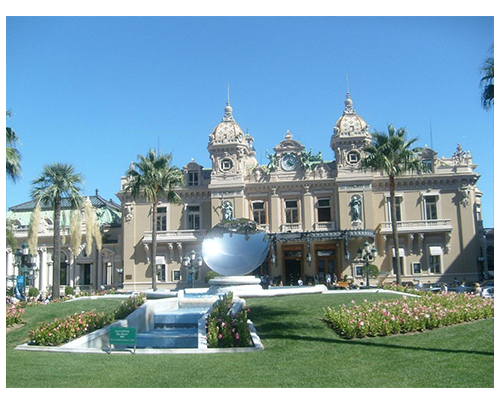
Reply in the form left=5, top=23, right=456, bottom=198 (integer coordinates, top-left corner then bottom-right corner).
left=202, top=218, right=269, bottom=276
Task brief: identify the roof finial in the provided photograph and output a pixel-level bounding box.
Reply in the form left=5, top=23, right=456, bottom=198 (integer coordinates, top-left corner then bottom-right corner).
left=223, top=83, right=234, bottom=122
left=344, top=75, right=354, bottom=114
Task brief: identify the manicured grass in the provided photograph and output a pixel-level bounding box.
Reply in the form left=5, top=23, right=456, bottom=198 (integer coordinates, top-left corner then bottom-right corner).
left=5, top=293, right=494, bottom=388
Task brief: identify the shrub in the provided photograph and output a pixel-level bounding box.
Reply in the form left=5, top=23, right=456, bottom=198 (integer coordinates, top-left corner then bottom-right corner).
left=28, top=293, right=146, bottom=346
left=323, top=292, right=494, bottom=339
left=114, top=292, right=147, bottom=320
left=6, top=304, right=25, bottom=327
left=29, top=310, right=114, bottom=346
left=65, top=286, right=74, bottom=296
left=28, top=287, right=40, bottom=298
left=206, top=292, right=252, bottom=348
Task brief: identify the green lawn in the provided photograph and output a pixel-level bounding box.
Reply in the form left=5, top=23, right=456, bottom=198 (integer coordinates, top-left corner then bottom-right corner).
left=5, top=293, right=494, bottom=388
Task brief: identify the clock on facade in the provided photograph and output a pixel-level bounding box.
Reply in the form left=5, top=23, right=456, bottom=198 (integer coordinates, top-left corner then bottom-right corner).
left=281, top=153, right=298, bottom=171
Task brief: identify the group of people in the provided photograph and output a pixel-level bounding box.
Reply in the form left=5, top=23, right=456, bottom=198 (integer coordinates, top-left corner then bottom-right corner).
left=6, top=292, right=52, bottom=305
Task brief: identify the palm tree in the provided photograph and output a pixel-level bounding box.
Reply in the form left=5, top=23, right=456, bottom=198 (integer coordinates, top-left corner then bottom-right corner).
left=361, top=125, right=424, bottom=285
left=124, top=150, right=184, bottom=291
left=480, top=45, right=494, bottom=111
left=6, top=110, right=21, bottom=182
left=6, top=110, right=22, bottom=252
left=31, top=163, right=83, bottom=298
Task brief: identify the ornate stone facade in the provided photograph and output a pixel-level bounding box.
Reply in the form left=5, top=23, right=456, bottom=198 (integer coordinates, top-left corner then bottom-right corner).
left=7, top=92, right=490, bottom=293
left=115, top=92, right=489, bottom=290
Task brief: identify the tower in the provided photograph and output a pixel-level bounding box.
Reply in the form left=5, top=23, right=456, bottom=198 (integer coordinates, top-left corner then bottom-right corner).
left=207, top=96, right=257, bottom=185
left=207, top=93, right=257, bottom=224
left=329, top=86, right=371, bottom=174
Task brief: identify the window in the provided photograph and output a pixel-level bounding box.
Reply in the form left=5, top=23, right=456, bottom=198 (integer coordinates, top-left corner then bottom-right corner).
left=171, top=270, right=181, bottom=281
left=155, top=256, right=167, bottom=281
left=429, top=256, right=441, bottom=274
left=388, top=197, right=403, bottom=222
left=422, top=159, right=434, bottom=173
left=188, top=171, right=199, bottom=186
left=317, top=198, right=331, bottom=222
left=284, top=199, right=299, bottom=223
left=220, top=158, right=233, bottom=172
left=428, top=246, right=442, bottom=274
left=424, top=196, right=438, bottom=220
left=252, top=201, right=267, bottom=225
left=391, top=248, right=405, bottom=276
left=412, top=262, right=421, bottom=274
left=187, top=205, right=200, bottom=230
left=156, top=207, right=167, bottom=231
left=346, top=150, right=360, bottom=165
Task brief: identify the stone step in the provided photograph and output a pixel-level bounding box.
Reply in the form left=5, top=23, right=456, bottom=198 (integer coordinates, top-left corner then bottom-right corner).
left=136, top=328, right=198, bottom=349
left=154, top=309, right=206, bottom=326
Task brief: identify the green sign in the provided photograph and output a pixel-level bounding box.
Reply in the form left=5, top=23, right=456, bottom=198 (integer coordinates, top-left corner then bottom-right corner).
left=109, top=327, right=136, bottom=353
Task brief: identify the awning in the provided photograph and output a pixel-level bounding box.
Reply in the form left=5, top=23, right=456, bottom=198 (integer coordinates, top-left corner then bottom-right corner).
left=155, top=256, right=166, bottom=265
left=391, top=248, right=405, bottom=257
left=429, top=246, right=443, bottom=256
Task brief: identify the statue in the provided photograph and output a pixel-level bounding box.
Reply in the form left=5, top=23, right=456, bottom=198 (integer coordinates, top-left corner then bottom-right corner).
left=265, top=150, right=278, bottom=172
left=350, top=195, right=362, bottom=221
left=222, top=201, right=233, bottom=221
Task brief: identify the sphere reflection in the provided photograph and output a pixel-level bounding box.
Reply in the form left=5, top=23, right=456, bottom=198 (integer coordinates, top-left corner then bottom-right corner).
left=202, top=219, right=270, bottom=276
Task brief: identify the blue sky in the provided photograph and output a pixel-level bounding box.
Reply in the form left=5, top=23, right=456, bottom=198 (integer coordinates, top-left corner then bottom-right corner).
left=5, top=16, right=494, bottom=227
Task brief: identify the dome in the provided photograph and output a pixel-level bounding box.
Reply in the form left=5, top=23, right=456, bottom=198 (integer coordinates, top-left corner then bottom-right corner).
left=209, top=100, right=246, bottom=145
left=333, top=93, right=370, bottom=136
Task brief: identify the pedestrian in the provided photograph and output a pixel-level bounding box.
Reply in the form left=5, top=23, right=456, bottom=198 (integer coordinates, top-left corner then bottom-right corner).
left=332, top=273, right=338, bottom=286
left=298, top=277, right=304, bottom=286
left=474, top=282, right=483, bottom=297
left=441, top=282, right=448, bottom=293
left=326, top=273, right=332, bottom=286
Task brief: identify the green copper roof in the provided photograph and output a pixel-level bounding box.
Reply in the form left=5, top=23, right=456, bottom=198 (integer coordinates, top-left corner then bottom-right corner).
left=7, top=192, right=121, bottom=227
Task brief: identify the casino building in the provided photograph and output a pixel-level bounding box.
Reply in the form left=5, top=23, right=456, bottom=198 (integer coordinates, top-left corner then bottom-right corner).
left=116, top=91, right=489, bottom=290
left=6, top=91, right=492, bottom=293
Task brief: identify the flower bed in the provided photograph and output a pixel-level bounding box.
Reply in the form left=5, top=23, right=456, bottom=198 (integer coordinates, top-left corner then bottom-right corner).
left=114, top=292, right=147, bottom=320
left=6, top=304, right=25, bottom=327
left=206, top=292, right=252, bottom=348
left=323, top=292, right=494, bottom=339
left=28, top=293, right=146, bottom=346
left=28, top=310, right=114, bottom=346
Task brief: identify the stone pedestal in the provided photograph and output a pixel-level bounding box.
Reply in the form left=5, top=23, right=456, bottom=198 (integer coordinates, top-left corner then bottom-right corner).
left=207, top=276, right=263, bottom=297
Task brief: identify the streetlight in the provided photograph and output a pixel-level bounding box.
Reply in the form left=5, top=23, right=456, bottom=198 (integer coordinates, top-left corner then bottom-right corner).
left=14, top=241, right=37, bottom=299
left=183, top=249, right=203, bottom=288
left=115, top=267, right=124, bottom=289
left=357, top=241, right=377, bottom=288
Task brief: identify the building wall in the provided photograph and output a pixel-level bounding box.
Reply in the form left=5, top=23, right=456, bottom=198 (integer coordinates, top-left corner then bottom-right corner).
left=8, top=96, right=489, bottom=293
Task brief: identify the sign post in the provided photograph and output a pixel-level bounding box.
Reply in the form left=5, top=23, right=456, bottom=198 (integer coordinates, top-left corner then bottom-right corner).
left=108, top=326, right=137, bottom=354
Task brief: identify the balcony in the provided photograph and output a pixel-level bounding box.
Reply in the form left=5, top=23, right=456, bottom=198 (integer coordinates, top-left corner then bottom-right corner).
left=280, top=223, right=303, bottom=233
left=378, top=219, right=452, bottom=234
left=314, top=221, right=335, bottom=231
left=143, top=230, right=207, bottom=244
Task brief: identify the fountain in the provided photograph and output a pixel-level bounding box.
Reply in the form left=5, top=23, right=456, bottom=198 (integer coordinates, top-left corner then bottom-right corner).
left=202, top=218, right=270, bottom=296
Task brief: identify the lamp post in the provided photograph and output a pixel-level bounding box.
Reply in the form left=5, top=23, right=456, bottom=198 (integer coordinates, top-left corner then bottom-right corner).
left=115, top=267, right=124, bottom=289
left=183, top=249, right=203, bottom=288
left=14, top=241, right=37, bottom=299
left=357, top=241, right=377, bottom=289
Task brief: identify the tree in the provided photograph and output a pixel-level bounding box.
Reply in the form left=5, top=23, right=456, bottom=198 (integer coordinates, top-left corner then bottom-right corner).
left=124, top=150, right=184, bottom=291
left=480, top=45, right=494, bottom=111
left=361, top=125, right=424, bottom=285
left=6, top=110, right=22, bottom=252
left=31, top=163, right=83, bottom=298
left=6, top=110, right=21, bottom=182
